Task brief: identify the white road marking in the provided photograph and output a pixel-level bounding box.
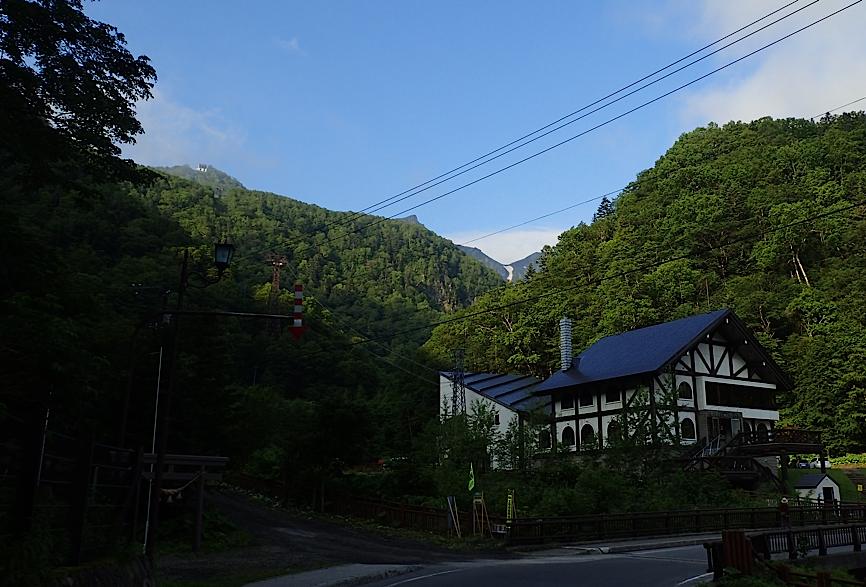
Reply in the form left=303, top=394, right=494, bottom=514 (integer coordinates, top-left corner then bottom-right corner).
left=621, top=554, right=706, bottom=565
left=386, top=568, right=465, bottom=586
left=677, top=571, right=714, bottom=585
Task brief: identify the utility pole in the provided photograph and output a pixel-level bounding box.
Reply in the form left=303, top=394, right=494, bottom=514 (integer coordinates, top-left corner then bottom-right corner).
left=145, top=243, right=233, bottom=560
left=451, top=348, right=466, bottom=415
left=145, top=249, right=188, bottom=560
left=267, top=254, right=287, bottom=336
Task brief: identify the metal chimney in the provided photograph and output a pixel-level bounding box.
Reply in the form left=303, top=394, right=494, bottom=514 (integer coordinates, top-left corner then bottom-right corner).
left=559, top=317, right=573, bottom=371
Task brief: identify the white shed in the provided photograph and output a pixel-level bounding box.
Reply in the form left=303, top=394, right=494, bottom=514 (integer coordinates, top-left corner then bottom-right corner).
left=794, top=473, right=840, bottom=503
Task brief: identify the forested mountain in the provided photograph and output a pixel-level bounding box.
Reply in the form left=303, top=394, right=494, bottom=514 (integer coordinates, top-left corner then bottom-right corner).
left=2, top=148, right=502, bottom=498
left=509, top=251, right=542, bottom=281
left=154, top=163, right=246, bottom=191
left=457, top=245, right=510, bottom=280
left=426, top=114, right=866, bottom=454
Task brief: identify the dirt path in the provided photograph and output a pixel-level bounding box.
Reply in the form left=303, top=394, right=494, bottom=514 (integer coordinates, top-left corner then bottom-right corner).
left=158, top=489, right=480, bottom=582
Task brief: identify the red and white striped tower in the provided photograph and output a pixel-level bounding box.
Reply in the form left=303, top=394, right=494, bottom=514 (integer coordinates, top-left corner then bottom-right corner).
left=290, top=284, right=305, bottom=339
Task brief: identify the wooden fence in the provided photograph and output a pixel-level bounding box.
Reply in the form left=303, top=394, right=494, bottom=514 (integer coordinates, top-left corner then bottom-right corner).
left=0, top=413, right=142, bottom=566
left=506, top=503, right=866, bottom=545
left=705, top=527, right=866, bottom=585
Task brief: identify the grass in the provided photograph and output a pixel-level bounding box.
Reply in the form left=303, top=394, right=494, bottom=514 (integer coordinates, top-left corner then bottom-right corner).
left=785, top=468, right=861, bottom=502
left=221, top=484, right=503, bottom=554
left=157, top=508, right=253, bottom=556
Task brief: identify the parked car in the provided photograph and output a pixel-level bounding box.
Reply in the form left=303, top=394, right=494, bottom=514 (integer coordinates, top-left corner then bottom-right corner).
left=795, top=459, right=810, bottom=468
left=809, top=458, right=832, bottom=469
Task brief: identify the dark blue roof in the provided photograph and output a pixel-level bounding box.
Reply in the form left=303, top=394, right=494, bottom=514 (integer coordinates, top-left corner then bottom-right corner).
left=441, top=372, right=550, bottom=414
left=536, top=309, right=730, bottom=393
left=794, top=474, right=833, bottom=488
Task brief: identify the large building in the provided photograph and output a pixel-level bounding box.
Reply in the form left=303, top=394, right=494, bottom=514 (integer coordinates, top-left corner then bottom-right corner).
left=534, top=309, right=790, bottom=452
left=438, top=371, right=550, bottom=437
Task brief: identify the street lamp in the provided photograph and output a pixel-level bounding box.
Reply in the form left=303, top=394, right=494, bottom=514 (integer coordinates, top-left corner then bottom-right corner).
left=214, top=242, right=234, bottom=276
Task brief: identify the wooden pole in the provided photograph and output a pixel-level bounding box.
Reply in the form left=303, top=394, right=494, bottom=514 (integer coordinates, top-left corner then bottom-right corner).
left=193, top=466, right=205, bottom=553
left=130, top=446, right=145, bottom=544
left=11, top=407, right=43, bottom=536
left=69, top=435, right=95, bottom=565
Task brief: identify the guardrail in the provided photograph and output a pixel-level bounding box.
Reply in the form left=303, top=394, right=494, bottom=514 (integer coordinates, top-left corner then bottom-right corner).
left=507, top=504, right=866, bottom=545
left=704, top=527, right=866, bottom=585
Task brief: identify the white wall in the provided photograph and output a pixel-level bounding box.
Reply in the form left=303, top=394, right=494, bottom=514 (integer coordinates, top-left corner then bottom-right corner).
left=796, top=477, right=840, bottom=502
left=439, top=375, right=519, bottom=468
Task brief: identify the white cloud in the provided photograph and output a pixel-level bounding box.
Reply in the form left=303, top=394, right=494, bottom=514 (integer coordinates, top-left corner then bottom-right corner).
left=275, top=36, right=306, bottom=56
left=123, top=88, right=247, bottom=167
left=676, top=0, right=866, bottom=124
left=445, top=227, right=565, bottom=265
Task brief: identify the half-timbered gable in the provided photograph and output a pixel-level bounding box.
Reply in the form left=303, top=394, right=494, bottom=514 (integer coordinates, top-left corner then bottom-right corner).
left=535, top=309, right=791, bottom=452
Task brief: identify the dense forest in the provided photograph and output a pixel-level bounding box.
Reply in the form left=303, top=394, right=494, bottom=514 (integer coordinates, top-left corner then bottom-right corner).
left=3, top=1, right=866, bottom=526
left=426, top=114, right=866, bottom=455
left=1, top=153, right=506, bottom=484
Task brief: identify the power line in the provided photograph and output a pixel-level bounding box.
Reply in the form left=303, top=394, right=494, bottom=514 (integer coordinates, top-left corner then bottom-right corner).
left=345, top=0, right=820, bottom=224
left=289, top=91, right=866, bottom=359
left=303, top=199, right=864, bottom=356
left=457, top=188, right=623, bottom=247
left=292, top=92, right=866, bottom=362
left=456, top=92, right=866, bottom=252
left=304, top=0, right=859, bottom=255
left=310, top=296, right=440, bottom=377
left=323, top=0, right=804, bottom=231
left=812, top=95, right=866, bottom=119
left=269, top=256, right=441, bottom=384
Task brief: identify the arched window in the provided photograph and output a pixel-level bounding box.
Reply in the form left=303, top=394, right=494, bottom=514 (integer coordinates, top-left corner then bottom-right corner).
left=581, top=424, right=595, bottom=447
left=757, top=422, right=768, bottom=432
left=607, top=420, right=621, bottom=442
left=561, top=426, right=575, bottom=447
left=561, top=393, right=574, bottom=410
left=677, top=381, right=693, bottom=400
left=744, top=421, right=752, bottom=433
left=680, top=418, right=696, bottom=440
left=539, top=430, right=551, bottom=449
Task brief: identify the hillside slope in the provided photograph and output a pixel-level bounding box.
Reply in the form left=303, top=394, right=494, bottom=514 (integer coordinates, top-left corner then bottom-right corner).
left=151, top=168, right=503, bottom=343
left=426, top=113, right=866, bottom=453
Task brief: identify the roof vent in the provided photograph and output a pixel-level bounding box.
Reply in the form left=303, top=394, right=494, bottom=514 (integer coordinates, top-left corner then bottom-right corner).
left=559, top=317, right=573, bottom=371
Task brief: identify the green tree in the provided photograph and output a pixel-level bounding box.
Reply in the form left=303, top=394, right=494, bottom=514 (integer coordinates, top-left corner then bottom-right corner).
left=0, top=0, right=156, bottom=160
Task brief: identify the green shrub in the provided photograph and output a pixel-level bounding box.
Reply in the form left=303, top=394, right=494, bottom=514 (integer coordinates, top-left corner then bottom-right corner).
left=830, top=453, right=866, bottom=466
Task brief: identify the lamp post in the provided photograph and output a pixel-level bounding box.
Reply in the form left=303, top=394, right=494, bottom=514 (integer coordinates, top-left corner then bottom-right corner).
left=144, top=242, right=233, bottom=560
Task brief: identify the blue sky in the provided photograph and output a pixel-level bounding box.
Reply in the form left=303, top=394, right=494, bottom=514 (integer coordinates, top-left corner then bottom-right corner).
left=87, top=1, right=866, bottom=263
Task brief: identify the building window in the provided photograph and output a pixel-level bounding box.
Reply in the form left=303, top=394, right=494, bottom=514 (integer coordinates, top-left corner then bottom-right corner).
left=605, top=389, right=622, bottom=403
left=581, top=424, right=595, bottom=447
left=539, top=430, right=551, bottom=449
left=705, top=381, right=776, bottom=410
left=680, top=418, right=696, bottom=440
left=494, top=413, right=500, bottom=425
left=579, top=391, right=593, bottom=407
left=607, top=420, right=621, bottom=441
left=678, top=381, right=693, bottom=400
left=561, top=426, right=575, bottom=447
left=561, top=393, right=574, bottom=410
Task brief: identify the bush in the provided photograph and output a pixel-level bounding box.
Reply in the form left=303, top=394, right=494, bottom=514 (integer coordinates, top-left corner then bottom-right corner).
left=830, top=453, right=866, bottom=466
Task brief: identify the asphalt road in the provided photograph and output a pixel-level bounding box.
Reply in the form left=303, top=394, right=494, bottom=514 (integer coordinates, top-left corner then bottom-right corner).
left=362, top=545, right=713, bottom=587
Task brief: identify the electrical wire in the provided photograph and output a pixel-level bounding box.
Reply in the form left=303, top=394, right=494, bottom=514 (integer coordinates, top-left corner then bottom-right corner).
left=323, top=0, right=804, bottom=231
left=286, top=95, right=866, bottom=361
left=812, top=95, right=866, bottom=119
left=297, top=199, right=864, bottom=357
left=301, top=0, right=861, bottom=256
